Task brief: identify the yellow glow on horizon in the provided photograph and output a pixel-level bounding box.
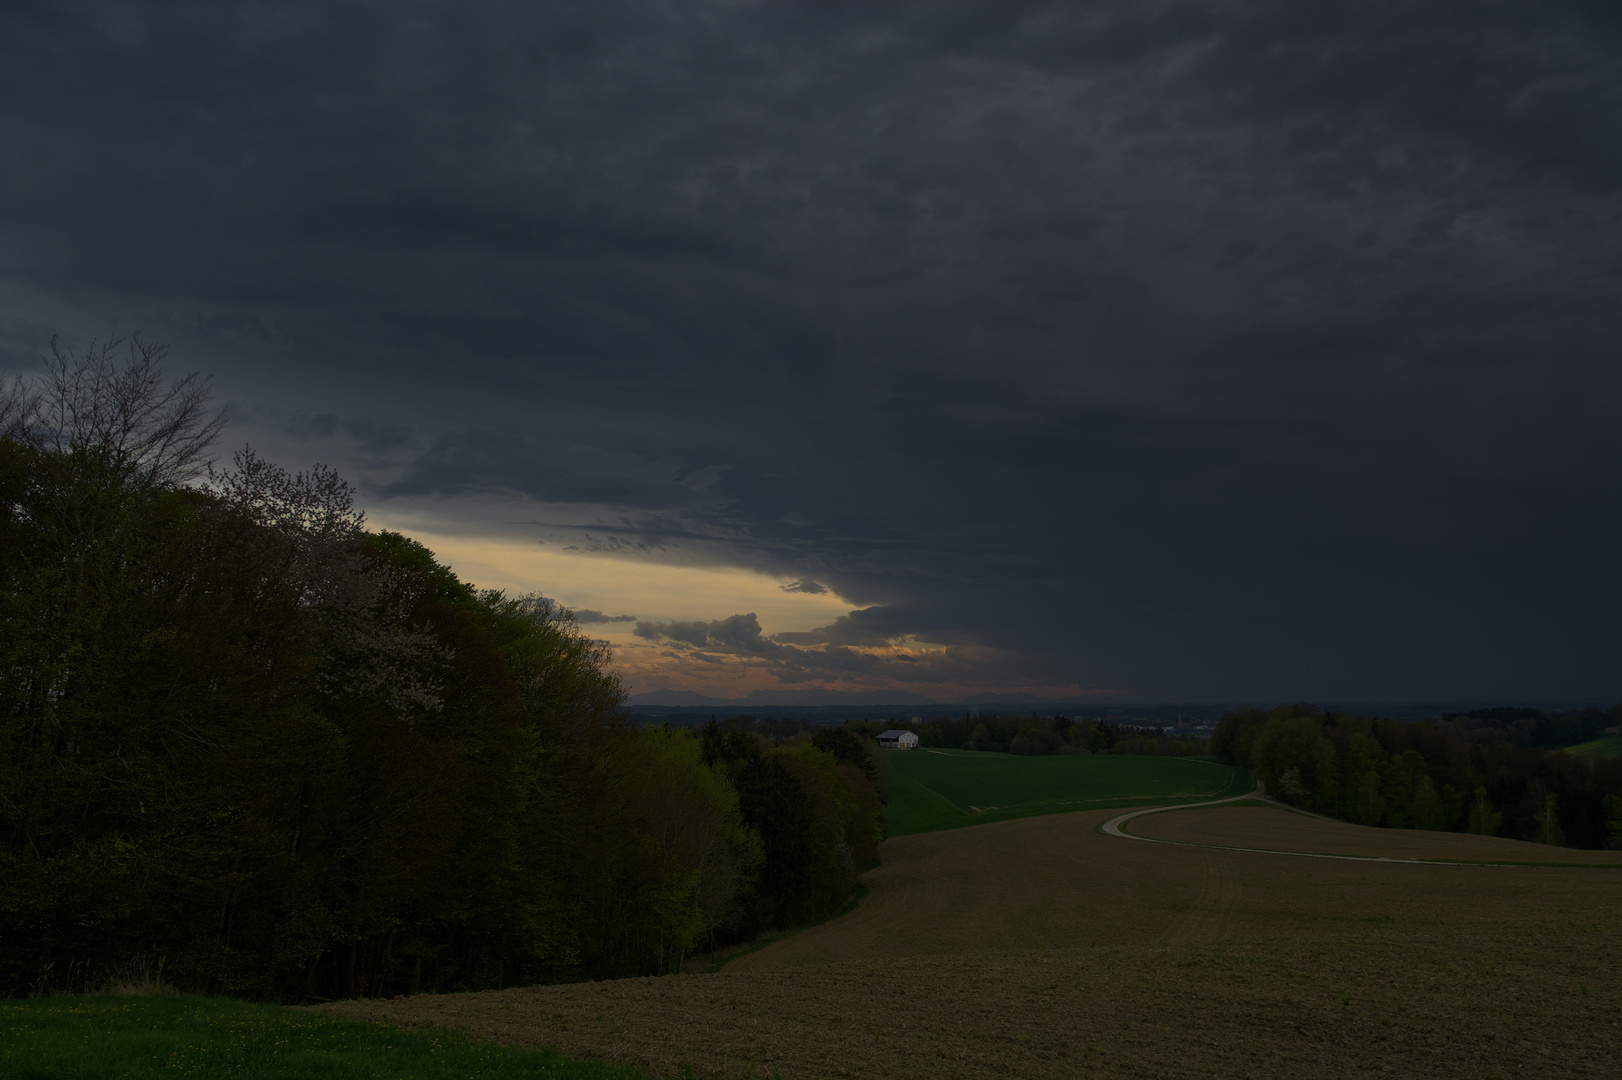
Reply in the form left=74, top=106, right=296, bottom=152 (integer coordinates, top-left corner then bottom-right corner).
left=372, top=524, right=853, bottom=633
left=369, top=520, right=1100, bottom=702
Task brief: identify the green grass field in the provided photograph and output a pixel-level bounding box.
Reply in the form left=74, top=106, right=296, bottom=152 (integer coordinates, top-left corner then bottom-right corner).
left=884, top=750, right=1253, bottom=836
left=0, top=995, right=660, bottom=1080
left=1563, top=734, right=1622, bottom=759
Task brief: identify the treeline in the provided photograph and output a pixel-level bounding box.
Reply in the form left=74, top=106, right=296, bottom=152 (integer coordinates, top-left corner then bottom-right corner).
left=1436, top=706, right=1616, bottom=750
left=1214, top=704, right=1622, bottom=849
left=0, top=339, right=882, bottom=1000
left=845, top=715, right=1209, bottom=758
left=673, top=715, right=821, bottom=741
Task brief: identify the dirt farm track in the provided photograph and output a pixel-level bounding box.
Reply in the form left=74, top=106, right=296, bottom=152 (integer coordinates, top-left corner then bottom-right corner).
left=322, top=802, right=1622, bottom=1079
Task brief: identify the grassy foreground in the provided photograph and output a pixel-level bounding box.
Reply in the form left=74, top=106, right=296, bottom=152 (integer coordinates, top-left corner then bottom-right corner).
left=0, top=995, right=661, bottom=1080
left=885, top=749, right=1251, bottom=835
left=1563, top=733, right=1622, bottom=759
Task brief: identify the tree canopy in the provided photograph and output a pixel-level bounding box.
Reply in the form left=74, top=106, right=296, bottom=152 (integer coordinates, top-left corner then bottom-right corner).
left=0, top=341, right=883, bottom=999
left=1213, top=704, right=1622, bottom=848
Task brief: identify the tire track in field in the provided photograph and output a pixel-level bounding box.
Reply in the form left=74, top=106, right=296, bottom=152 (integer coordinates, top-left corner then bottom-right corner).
left=1099, top=787, right=1263, bottom=842
left=1103, top=794, right=1478, bottom=867
left=1093, top=782, right=1251, bottom=946
left=1102, top=794, right=1622, bottom=868
left=1158, top=847, right=1240, bottom=945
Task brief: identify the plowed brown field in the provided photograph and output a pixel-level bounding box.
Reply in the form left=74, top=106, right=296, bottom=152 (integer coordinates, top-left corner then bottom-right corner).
left=1128, top=802, right=1622, bottom=864
left=321, top=804, right=1622, bottom=1079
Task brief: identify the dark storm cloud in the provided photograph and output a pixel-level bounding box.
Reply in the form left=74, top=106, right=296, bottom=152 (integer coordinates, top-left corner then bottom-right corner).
left=3, top=0, right=1621, bottom=700
left=775, top=606, right=923, bottom=648
left=571, top=610, right=637, bottom=626
left=636, top=614, right=787, bottom=658
left=638, top=606, right=925, bottom=653
left=631, top=609, right=1027, bottom=689
left=281, top=413, right=414, bottom=455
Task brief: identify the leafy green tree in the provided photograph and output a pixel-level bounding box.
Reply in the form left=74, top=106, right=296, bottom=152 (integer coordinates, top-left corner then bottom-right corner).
left=619, top=726, right=759, bottom=968
left=1212, top=709, right=1268, bottom=767
left=1604, top=794, right=1622, bottom=849
left=1340, top=733, right=1385, bottom=821
left=733, top=753, right=813, bottom=932
left=1467, top=787, right=1502, bottom=836
left=1355, top=770, right=1384, bottom=827
left=1532, top=792, right=1565, bottom=847
left=1251, top=717, right=1321, bottom=804
left=1309, top=736, right=1340, bottom=814
left=1410, top=776, right=1444, bottom=831
left=1, top=338, right=687, bottom=996
left=812, top=727, right=879, bottom=784
left=777, top=744, right=864, bottom=919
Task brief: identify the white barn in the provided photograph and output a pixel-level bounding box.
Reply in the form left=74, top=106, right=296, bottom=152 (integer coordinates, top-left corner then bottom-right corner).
left=877, top=729, right=920, bottom=749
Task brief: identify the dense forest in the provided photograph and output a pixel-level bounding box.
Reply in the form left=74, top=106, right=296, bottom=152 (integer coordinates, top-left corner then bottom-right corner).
left=0, top=339, right=883, bottom=1000
left=1435, top=705, right=1615, bottom=749
left=1214, top=704, right=1622, bottom=849
left=846, top=714, right=1209, bottom=758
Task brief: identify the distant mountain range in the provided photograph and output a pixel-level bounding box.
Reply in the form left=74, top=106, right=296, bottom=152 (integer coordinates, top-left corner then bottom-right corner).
left=626, top=688, right=940, bottom=708
left=625, top=688, right=1070, bottom=708
left=955, top=691, right=1051, bottom=704
left=624, top=690, right=1616, bottom=719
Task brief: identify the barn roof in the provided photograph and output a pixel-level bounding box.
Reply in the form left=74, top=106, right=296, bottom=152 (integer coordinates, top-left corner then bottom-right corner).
left=877, top=729, right=915, bottom=739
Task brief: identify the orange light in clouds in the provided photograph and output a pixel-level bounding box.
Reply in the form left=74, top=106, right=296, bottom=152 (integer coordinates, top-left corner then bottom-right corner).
left=366, top=521, right=1095, bottom=702
left=369, top=525, right=850, bottom=628
left=362, top=524, right=847, bottom=689
left=605, top=637, right=1089, bottom=701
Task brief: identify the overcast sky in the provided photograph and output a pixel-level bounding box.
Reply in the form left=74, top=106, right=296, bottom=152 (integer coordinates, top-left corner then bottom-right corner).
left=4, top=1, right=1619, bottom=704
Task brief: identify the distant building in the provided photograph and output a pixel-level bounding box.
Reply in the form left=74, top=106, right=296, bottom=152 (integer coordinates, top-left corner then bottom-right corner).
left=877, top=729, right=920, bottom=750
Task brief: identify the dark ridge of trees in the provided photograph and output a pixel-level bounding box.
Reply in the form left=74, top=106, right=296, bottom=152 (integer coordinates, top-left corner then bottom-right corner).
left=811, top=727, right=879, bottom=786
left=698, top=719, right=882, bottom=943
left=1436, top=706, right=1614, bottom=750
left=841, top=714, right=1208, bottom=758
left=0, top=340, right=883, bottom=1000
left=1212, top=704, right=1622, bottom=850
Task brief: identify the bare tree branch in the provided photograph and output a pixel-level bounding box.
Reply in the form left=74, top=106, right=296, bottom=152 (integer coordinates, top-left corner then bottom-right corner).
left=19, top=334, right=228, bottom=489
left=0, top=371, right=41, bottom=444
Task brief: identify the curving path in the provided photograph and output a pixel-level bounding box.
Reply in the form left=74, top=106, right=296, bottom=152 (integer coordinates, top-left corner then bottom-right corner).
left=1098, top=785, right=1264, bottom=840
left=1101, top=789, right=1622, bottom=867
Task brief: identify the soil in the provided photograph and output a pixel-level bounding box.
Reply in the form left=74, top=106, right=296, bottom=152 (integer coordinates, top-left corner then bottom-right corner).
left=1128, top=802, right=1622, bottom=864
left=320, top=806, right=1622, bottom=1079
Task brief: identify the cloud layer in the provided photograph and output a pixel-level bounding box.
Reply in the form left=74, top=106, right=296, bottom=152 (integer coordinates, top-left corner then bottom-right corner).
left=3, top=1, right=1619, bottom=701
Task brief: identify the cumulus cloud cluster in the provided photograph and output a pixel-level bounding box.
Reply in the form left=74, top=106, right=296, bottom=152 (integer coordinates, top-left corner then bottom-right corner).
left=630, top=610, right=1051, bottom=694
left=572, top=609, right=637, bottom=625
